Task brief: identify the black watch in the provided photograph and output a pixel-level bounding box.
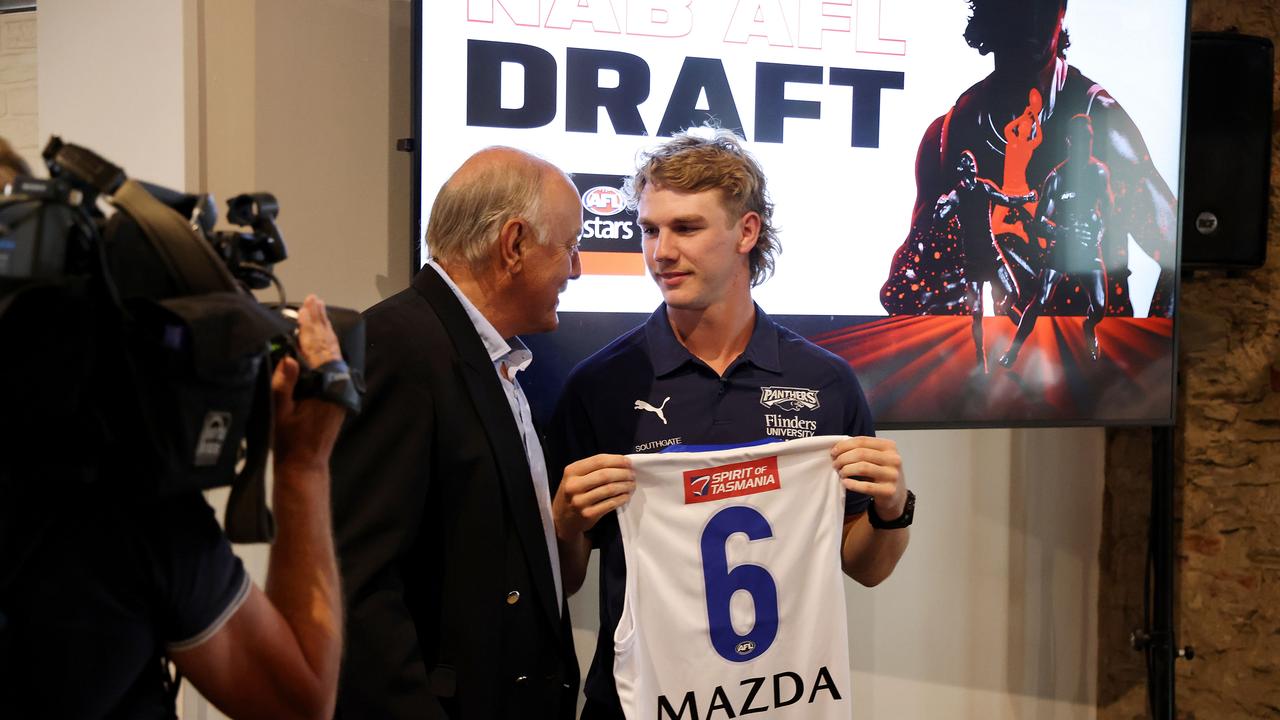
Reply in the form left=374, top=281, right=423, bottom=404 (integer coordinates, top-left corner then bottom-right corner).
left=868, top=490, right=915, bottom=530
left=294, top=359, right=365, bottom=414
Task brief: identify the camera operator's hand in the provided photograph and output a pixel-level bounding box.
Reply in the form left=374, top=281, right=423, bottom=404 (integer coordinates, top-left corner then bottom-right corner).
left=170, top=293, right=345, bottom=720
left=294, top=294, right=344, bottom=368
left=272, top=295, right=346, bottom=470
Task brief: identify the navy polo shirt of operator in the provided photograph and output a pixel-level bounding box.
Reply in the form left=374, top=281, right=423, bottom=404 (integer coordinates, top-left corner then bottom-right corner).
left=545, top=303, right=876, bottom=709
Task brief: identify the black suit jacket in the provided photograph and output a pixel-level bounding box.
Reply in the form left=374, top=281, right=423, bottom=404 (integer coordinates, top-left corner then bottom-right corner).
left=331, top=266, right=578, bottom=719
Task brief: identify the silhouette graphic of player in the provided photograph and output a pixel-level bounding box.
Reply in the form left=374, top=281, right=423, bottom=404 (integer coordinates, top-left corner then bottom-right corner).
left=933, top=150, right=1035, bottom=371
left=881, top=0, right=1176, bottom=319
left=999, top=114, right=1112, bottom=367
left=991, top=88, right=1044, bottom=245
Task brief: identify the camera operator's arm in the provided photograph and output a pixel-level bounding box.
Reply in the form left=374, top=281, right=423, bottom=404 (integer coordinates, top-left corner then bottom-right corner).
left=170, top=295, right=345, bottom=720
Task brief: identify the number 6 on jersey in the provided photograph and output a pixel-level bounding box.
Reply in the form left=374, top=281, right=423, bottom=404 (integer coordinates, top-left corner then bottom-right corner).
left=700, top=505, right=779, bottom=662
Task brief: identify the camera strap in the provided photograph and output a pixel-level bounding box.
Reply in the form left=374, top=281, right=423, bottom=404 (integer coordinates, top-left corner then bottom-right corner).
left=224, top=358, right=277, bottom=544
left=110, top=182, right=279, bottom=543
left=49, top=142, right=282, bottom=544
left=109, top=179, right=240, bottom=296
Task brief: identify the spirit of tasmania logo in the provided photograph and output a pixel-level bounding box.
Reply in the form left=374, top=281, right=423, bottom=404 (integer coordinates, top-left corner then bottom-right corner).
left=683, top=456, right=781, bottom=505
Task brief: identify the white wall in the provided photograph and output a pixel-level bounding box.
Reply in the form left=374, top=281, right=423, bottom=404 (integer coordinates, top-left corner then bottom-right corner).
left=194, top=1, right=413, bottom=717
left=37, top=0, right=196, bottom=190
left=0, top=9, right=40, bottom=172
left=855, top=428, right=1102, bottom=718
left=38, top=2, right=1105, bottom=718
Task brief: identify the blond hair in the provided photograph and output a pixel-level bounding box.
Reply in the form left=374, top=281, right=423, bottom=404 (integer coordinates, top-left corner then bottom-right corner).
left=624, top=128, right=779, bottom=286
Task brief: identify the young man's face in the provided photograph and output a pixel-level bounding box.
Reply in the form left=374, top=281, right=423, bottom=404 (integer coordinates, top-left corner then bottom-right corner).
left=636, top=184, right=758, bottom=313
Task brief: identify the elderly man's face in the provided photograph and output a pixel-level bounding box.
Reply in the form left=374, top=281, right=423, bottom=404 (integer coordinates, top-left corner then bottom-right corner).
left=511, top=176, right=583, bottom=334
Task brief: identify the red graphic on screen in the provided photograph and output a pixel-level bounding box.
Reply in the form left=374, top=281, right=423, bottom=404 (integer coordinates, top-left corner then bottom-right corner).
left=880, top=0, right=1177, bottom=323
left=991, top=88, right=1044, bottom=244
left=931, top=149, right=1035, bottom=372
left=999, top=114, right=1114, bottom=368
left=812, top=315, right=1173, bottom=424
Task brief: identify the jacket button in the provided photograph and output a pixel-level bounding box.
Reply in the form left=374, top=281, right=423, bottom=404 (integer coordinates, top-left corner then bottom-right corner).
left=506, top=590, right=520, bottom=605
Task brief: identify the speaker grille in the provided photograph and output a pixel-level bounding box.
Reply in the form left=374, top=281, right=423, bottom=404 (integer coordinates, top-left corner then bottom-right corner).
left=1182, top=32, right=1273, bottom=270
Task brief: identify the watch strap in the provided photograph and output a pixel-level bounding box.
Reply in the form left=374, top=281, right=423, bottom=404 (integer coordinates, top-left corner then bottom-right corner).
left=868, top=489, right=915, bottom=529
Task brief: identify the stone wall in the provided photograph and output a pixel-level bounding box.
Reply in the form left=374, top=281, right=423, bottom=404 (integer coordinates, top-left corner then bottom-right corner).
left=1099, top=2, right=1280, bottom=719
left=0, top=10, right=37, bottom=170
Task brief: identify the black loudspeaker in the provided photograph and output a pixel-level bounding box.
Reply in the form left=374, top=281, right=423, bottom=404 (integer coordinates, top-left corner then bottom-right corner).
left=1182, top=32, right=1273, bottom=270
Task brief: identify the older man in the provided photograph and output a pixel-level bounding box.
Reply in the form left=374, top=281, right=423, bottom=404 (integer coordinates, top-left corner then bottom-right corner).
left=331, top=147, right=584, bottom=718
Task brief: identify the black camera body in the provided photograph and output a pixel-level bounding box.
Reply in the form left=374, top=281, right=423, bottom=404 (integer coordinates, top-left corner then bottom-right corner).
left=0, top=138, right=364, bottom=544
left=0, top=177, right=89, bottom=281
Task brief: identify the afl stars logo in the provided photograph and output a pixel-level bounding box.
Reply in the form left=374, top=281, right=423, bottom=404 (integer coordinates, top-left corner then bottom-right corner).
left=582, top=186, right=625, bottom=216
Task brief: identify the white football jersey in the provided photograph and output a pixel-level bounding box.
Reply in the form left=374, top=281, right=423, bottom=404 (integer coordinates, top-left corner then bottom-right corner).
left=615, top=435, right=853, bottom=720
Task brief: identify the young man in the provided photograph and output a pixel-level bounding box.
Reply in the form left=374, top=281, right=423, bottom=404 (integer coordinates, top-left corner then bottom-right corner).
left=548, top=129, right=912, bottom=718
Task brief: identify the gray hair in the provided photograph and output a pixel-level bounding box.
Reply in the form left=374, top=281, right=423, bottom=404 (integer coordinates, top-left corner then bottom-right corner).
left=426, top=147, right=551, bottom=267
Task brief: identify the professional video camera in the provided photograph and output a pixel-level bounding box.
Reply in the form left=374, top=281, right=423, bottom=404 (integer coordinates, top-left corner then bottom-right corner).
left=0, top=137, right=364, bottom=544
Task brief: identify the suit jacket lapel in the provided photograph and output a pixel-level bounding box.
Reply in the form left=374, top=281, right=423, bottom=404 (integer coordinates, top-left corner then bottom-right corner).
left=412, top=267, right=563, bottom=632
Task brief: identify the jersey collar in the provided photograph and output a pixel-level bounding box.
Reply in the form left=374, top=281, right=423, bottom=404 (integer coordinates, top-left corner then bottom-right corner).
left=643, top=303, right=783, bottom=377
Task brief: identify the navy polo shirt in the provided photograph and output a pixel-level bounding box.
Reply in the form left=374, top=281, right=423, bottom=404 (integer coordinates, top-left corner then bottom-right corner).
left=1, top=491, right=249, bottom=718
left=546, top=303, right=875, bottom=708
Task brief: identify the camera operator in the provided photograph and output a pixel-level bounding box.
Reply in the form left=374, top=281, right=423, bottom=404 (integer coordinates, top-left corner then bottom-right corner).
left=0, top=294, right=345, bottom=720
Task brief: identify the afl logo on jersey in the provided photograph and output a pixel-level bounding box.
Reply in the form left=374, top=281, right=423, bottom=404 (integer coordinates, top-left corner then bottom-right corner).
left=735, top=640, right=756, bottom=656
left=582, top=186, right=625, bottom=216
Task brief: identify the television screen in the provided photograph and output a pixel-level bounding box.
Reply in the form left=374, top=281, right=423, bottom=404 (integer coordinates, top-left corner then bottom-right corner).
left=417, top=0, right=1186, bottom=427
